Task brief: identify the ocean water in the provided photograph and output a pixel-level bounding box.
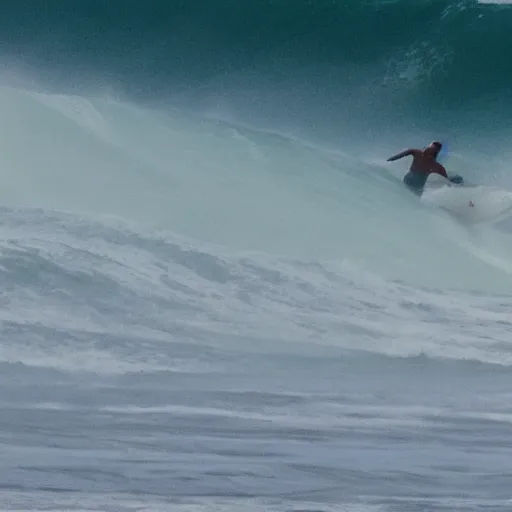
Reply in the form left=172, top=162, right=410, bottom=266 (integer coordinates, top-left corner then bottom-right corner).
left=1, top=1, right=512, bottom=511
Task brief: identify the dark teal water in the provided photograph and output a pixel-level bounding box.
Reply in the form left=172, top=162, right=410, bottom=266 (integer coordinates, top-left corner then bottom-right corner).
left=2, top=0, right=511, bottom=141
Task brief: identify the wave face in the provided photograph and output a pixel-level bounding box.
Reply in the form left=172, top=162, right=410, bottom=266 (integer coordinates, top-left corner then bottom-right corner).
left=1, top=0, right=511, bottom=140
left=1, top=87, right=512, bottom=293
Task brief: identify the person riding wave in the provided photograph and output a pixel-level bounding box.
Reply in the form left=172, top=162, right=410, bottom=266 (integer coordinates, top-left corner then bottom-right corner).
left=387, top=141, right=463, bottom=196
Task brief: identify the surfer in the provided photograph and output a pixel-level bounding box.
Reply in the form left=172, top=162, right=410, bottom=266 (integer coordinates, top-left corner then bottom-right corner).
left=387, top=141, right=461, bottom=196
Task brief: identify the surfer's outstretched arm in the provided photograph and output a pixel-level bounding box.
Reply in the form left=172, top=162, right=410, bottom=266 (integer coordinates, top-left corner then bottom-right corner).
left=387, top=149, right=418, bottom=161
left=434, top=164, right=448, bottom=178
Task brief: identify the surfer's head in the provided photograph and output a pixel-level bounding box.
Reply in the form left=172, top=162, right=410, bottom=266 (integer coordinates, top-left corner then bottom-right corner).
left=423, top=141, right=442, bottom=159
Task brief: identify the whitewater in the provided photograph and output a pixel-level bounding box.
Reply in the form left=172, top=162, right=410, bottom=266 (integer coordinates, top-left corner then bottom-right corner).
left=1, top=79, right=512, bottom=512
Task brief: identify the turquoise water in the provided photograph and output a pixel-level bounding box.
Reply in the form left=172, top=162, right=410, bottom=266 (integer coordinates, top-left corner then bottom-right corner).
left=2, top=0, right=512, bottom=139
